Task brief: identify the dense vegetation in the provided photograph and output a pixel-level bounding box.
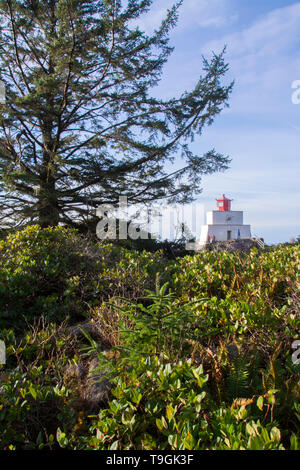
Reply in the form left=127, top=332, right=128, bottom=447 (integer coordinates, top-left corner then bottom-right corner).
left=0, top=226, right=299, bottom=450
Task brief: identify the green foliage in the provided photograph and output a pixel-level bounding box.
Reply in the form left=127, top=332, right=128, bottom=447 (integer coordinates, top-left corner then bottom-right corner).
left=54, top=352, right=292, bottom=450
left=97, top=246, right=168, bottom=300
left=110, top=278, right=208, bottom=360
left=0, top=323, right=77, bottom=450
left=0, top=225, right=103, bottom=328
left=0, top=0, right=232, bottom=227
left=59, top=356, right=210, bottom=450
left=0, top=225, right=166, bottom=329
left=210, top=407, right=285, bottom=450
left=0, top=227, right=299, bottom=450
left=226, top=356, right=250, bottom=401
left=169, top=244, right=300, bottom=340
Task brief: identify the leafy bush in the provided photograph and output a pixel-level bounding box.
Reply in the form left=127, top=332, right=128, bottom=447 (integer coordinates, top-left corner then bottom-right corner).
left=56, top=275, right=299, bottom=450
left=0, top=323, right=77, bottom=450
left=0, top=227, right=299, bottom=450
left=0, top=225, right=101, bottom=328
left=0, top=226, right=169, bottom=331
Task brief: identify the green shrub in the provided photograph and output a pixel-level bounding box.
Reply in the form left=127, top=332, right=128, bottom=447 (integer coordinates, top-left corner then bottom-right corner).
left=55, top=356, right=210, bottom=450
left=0, top=323, right=77, bottom=450
left=0, top=227, right=299, bottom=450
left=55, top=279, right=299, bottom=450
left=0, top=225, right=170, bottom=331
left=0, top=225, right=100, bottom=328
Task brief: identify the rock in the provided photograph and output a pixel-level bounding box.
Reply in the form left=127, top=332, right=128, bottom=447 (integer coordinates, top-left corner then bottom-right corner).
left=81, top=356, right=112, bottom=411
left=67, top=321, right=102, bottom=341
left=226, top=343, right=239, bottom=359
left=66, top=321, right=111, bottom=351
left=64, top=353, right=112, bottom=413
left=63, top=321, right=113, bottom=412
left=198, top=239, right=264, bottom=253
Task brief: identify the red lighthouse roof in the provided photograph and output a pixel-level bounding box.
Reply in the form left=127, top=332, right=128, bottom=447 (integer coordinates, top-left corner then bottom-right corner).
left=216, top=194, right=232, bottom=212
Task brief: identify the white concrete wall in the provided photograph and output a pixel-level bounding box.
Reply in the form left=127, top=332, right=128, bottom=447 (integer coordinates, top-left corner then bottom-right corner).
left=199, top=224, right=251, bottom=245
left=206, top=211, right=243, bottom=225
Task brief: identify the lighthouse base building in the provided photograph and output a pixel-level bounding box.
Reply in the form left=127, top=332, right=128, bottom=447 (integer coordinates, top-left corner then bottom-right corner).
left=198, top=195, right=251, bottom=247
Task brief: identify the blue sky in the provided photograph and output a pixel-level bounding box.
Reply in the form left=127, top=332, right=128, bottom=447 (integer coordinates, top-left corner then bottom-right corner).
left=135, top=0, right=300, bottom=244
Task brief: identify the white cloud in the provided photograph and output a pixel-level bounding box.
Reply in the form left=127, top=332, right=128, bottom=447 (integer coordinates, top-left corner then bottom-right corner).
left=202, top=2, right=300, bottom=58
left=131, top=0, right=235, bottom=33
left=188, top=2, right=300, bottom=123
left=179, top=0, right=228, bottom=28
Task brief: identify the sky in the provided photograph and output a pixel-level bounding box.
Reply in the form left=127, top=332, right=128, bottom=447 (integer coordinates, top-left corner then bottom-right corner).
left=133, top=0, right=300, bottom=244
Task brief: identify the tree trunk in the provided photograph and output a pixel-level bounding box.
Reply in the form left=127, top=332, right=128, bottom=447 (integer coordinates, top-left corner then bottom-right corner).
left=38, top=178, right=59, bottom=227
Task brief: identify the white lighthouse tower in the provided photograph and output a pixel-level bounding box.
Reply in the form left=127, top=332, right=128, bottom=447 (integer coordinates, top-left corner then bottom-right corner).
left=198, top=194, right=251, bottom=246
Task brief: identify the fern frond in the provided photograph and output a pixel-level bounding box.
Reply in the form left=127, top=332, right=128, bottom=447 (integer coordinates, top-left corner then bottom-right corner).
left=226, top=356, right=250, bottom=401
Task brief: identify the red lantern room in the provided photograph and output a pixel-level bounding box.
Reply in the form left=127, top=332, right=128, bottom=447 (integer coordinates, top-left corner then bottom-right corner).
left=216, top=194, right=232, bottom=212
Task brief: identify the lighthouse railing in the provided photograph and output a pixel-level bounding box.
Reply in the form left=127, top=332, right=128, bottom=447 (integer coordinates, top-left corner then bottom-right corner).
left=252, top=234, right=265, bottom=249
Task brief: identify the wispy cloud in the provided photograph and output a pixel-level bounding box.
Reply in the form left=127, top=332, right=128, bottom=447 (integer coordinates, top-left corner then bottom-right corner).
left=203, top=2, right=300, bottom=58
left=201, top=2, right=300, bottom=116
left=132, top=0, right=236, bottom=34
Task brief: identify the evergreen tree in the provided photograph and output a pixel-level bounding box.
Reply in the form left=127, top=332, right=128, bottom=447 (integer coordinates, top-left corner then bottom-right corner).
left=0, top=0, right=233, bottom=228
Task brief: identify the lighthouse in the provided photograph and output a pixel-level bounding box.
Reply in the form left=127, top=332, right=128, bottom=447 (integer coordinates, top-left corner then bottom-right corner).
left=198, top=195, right=251, bottom=246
